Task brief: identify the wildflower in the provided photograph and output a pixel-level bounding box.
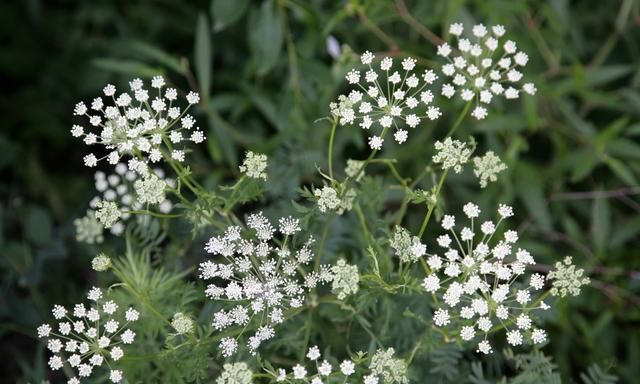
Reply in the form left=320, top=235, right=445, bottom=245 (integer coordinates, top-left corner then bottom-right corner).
left=314, top=185, right=355, bottom=215
left=72, top=76, right=205, bottom=168
left=331, top=51, right=442, bottom=149
left=548, top=256, right=590, bottom=297
left=74, top=210, right=104, bottom=244
left=390, top=226, right=426, bottom=263
left=330, top=259, right=360, bottom=300
left=239, top=151, right=268, bottom=180
left=216, top=362, right=252, bottom=384
left=94, top=201, right=121, bottom=229
left=437, top=23, right=536, bottom=119
left=423, top=203, right=551, bottom=354
left=307, top=345, right=321, bottom=361
left=369, top=348, right=409, bottom=384
left=171, top=312, right=195, bottom=335
left=91, top=253, right=111, bottom=272
left=473, top=151, right=507, bottom=188
left=345, top=159, right=366, bottom=181
left=37, top=288, right=138, bottom=383
left=199, top=213, right=332, bottom=356
left=83, top=164, right=174, bottom=238
left=432, top=137, right=472, bottom=173
left=340, top=360, right=355, bottom=376
left=134, top=172, right=167, bottom=205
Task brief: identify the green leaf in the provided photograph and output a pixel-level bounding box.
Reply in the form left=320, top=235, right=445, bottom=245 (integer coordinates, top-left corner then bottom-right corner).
left=591, top=192, right=611, bottom=255
left=92, top=58, right=159, bottom=77
left=195, top=13, right=212, bottom=98
left=211, top=0, right=250, bottom=31
left=604, top=156, right=638, bottom=186
left=249, top=0, right=284, bottom=75
left=128, top=40, right=184, bottom=74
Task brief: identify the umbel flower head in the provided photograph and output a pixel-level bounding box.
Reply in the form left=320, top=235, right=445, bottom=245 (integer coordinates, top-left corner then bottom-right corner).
left=199, top=213, right=333, bottom=356
left=71, top=76, right=205, bottom=169
left=79, top=163, right=174, bottom=238
left=37, top=287, right=139, bottom=383
left=437, top=23, right=536, bottom=119
left=217, top=362, right=253, bottom=384
left=331, top=51, right=442, bottom=150
left=422, top=203, right=550, bottom=354
left=269, top=345, right=408, bottom=384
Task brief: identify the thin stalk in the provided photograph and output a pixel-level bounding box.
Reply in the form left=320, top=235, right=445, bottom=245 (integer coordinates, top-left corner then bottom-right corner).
left=417, top=169, right=449, bottom=239
left=446, top=100, right=472, bottom=137
left=327, top=119, right=338, bottom=180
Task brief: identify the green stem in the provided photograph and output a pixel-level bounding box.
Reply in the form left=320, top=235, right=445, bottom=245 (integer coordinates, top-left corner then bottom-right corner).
left=446, top=101, right=472, bottom=138
left=127, top=210, right=183, bottom=219
left=315, top=212, right=336, bottom=270
left=417, top=169, right=449, bottom=239
left=327, top=119, right=338, bottom=180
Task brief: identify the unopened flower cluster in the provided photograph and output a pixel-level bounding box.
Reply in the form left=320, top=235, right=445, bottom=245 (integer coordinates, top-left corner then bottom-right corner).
left=437, top=23, right=536, bottom=119
left=199, top=213, right=333, bottom=356
left=473, top=151, right=507, bottom=188
left=240, top=151, right=268, bottom=180
left=314, top=185, right=356, bottom=215
left=330, top=259, right=360, bottom=299
left=432, top=137, right=472, bottom=174
left=270, top=346, right=408, bottom=384
left=37, top=287, right=139, bottom=383
left=331, top=51, right=442, bottom=150
left=422, top=203, right=549, bottom=354
left=72, top=76, right=205, bottom=169
left=390, top=225, right=427, bottom=263
left=548, top=256, right=590, bottom=297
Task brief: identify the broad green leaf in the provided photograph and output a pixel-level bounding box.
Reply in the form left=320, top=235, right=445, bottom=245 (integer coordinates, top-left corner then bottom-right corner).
left=211, top=0, right=250, bottom=31
left=195, top=13, right=213, bottom=98
left=249, top=0, right=284, bottom=75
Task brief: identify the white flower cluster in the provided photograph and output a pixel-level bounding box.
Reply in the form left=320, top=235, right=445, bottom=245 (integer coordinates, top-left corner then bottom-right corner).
left=74, top=210, right=104, bottom=244
left=473, top=151, right=507, bottom=188
left=37, top=287, right=139, bottom=383
left=422, top=203, right=549, bottom=354
left=199, top=213, right=332, bottom=356
left=217, top=362, right=253, bottom=384
left=171, top=312, right=195, bottom=335
left=71, top=76, right=205, bottom=168
left=390, top=225, right=427, bottom=263
left=330, top=259, right=360, bottom=300
left=432, top=137, right=472, bottom=173
left=239, top=151, right=268, bottom=180
left=314, top=185, right=356, bottom=215
left=331, top=51, right=442, bottom=150
left=270, top=346, right=407, bottom=384
left=548, top=256, right=590, bottom=297
left=79, top=163, right=174, bottom=237
left=345, top=159, right=366, bottom=181
left=437, top=23, right=536, bottom=119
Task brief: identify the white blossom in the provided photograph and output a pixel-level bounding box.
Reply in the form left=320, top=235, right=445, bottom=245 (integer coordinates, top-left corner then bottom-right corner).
left=331, top=52, right=441, bottom=149
left=437, top=23, right=535, bottom=119
left=38, top=288, right=137, bottom=383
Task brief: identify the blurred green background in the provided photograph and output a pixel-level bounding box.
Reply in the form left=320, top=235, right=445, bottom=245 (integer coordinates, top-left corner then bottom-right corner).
left=1, top=0, right=639, bottom=382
